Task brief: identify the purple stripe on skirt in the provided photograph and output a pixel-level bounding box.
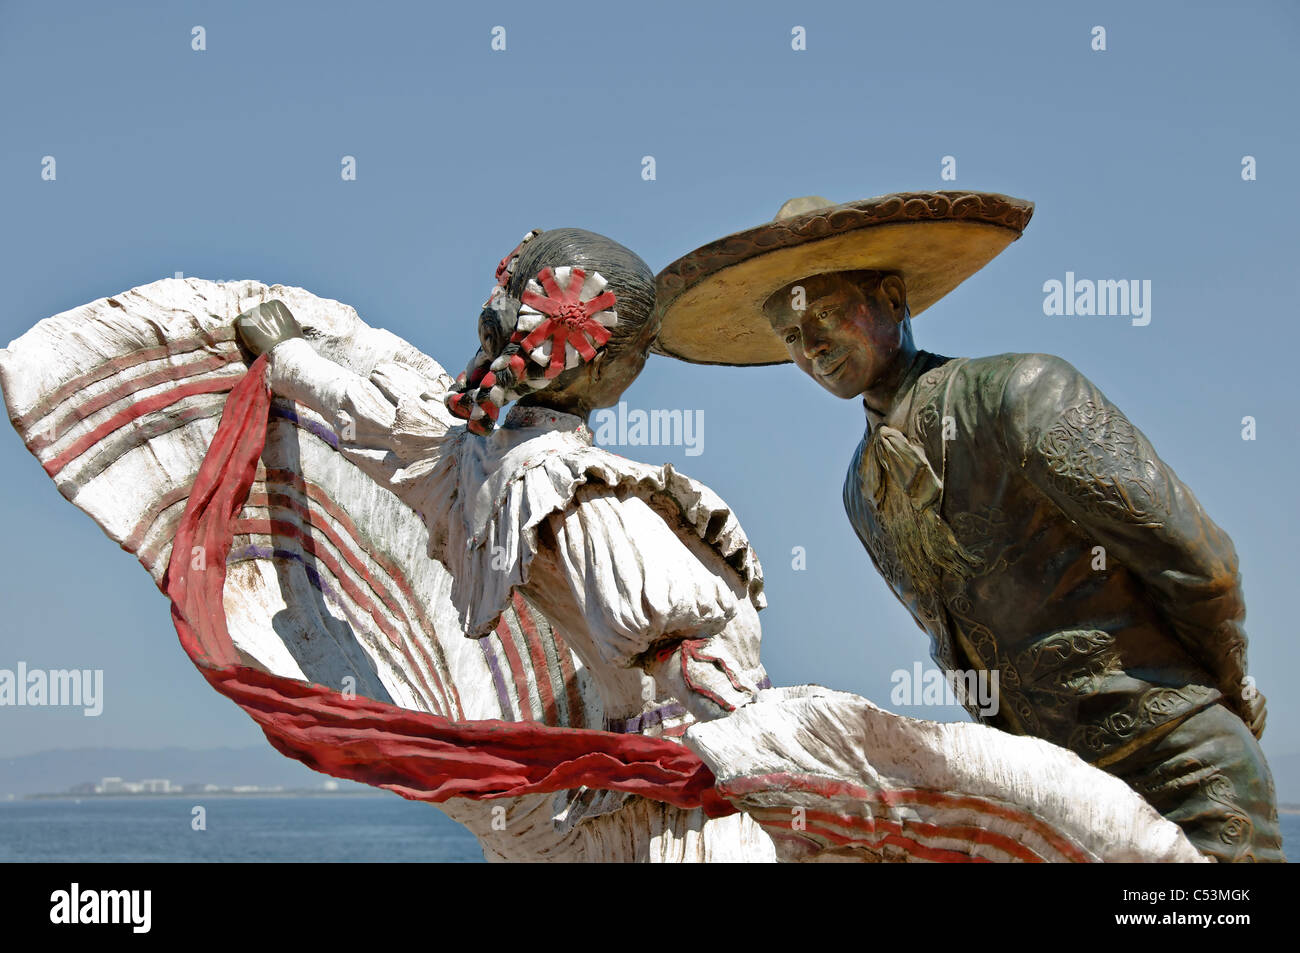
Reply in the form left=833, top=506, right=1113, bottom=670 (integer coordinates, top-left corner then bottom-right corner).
left=605, top=701, right=688, bottom=734
left=271, top=401, right=339, bottom=449
left=478, top=638, right=515, bottom=720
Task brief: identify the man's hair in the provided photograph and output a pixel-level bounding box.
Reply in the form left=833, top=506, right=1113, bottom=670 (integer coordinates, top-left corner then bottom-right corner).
left=762, top=269, right=903, bottom=317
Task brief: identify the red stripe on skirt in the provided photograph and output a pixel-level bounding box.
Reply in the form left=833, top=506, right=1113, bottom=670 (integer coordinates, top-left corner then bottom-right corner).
left=164, top=356, right=734, bottom=814
left=720, top=773, right=1091, bottom=862
left=243, top=489, right=455, bottom=718
left=14, top=330, right=237, bottom=431
left=510, top=591, right=559, bottom=725
left=230, top=515, right=447, bottom=715
left=747, top=804, right=1044, bottom=862
left=494, top=615, right=536, bottom=723
left=46, top=376, right=235, bottom=476
left=32, top=353, right=241, bottom=452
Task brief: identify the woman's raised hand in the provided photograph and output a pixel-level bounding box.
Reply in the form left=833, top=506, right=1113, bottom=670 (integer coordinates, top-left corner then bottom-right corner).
left=236, top=299, right=304, bottom=356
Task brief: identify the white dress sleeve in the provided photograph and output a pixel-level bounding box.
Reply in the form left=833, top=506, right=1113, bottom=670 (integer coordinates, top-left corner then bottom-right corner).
left=266, top=337, right=459, bottom=532
left=550, top=483, right=740, bottom=669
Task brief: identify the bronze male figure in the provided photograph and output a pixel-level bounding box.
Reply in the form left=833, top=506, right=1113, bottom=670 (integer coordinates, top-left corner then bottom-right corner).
left=654, top=192, right=1282, bottom=862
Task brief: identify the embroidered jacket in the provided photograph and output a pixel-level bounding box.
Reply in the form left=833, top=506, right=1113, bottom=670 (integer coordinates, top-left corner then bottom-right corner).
left=844, top=351, right=1253, bottom=767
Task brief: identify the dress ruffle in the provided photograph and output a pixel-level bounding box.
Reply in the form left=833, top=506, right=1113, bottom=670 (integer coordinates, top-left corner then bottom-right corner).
left=278, top=349, right=767, bottom=649
left=433, top=412, right=766, bottom=641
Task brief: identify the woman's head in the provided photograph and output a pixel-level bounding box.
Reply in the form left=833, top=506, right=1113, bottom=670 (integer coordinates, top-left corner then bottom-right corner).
left=447, top=228, right=658, bottom=432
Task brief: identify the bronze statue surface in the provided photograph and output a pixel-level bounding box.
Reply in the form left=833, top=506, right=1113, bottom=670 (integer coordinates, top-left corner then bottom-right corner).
left=657, top=192, right=1284, bottom=862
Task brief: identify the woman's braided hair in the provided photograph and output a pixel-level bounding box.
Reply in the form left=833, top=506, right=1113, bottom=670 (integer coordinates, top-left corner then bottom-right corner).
left=445, top=228, right=656, bottom=434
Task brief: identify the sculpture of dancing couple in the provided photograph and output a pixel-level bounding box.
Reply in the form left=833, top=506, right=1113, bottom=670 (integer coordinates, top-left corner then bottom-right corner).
left=1, top=190, right=1282, bottom=862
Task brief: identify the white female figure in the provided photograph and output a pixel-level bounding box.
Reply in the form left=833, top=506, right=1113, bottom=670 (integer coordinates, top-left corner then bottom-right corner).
left=238, top=227, right=771, bottom=759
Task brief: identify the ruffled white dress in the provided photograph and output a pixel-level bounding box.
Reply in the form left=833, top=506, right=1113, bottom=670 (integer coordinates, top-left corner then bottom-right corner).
left=267, top=337, right=769, bottom=726
left=1, top=278, right=1208, bottom=862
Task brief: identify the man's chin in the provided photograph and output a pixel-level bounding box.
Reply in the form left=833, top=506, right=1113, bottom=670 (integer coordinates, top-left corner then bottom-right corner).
left=818, top=375, right=865, bottom=400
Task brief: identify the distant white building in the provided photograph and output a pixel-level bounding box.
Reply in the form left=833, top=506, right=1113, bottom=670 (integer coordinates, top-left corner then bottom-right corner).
left=96, top=776, right=174, bottom=794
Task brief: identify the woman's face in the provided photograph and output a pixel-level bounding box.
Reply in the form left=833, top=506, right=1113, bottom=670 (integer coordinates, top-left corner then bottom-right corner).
left=499, top=233, right=656, bottom=414
left=585, top=335, right=651, bottom=409
left=477, top=295, right=514, bottom=359
left=530, top=310, right=656, bottom=413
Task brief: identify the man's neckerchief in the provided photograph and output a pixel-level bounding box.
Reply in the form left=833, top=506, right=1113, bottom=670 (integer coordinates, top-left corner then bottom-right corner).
left=862, top=353, right=983, bottom=628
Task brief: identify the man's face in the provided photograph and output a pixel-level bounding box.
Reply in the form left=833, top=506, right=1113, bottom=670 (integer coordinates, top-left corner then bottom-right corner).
left=764, top=272, right=906, bottom=399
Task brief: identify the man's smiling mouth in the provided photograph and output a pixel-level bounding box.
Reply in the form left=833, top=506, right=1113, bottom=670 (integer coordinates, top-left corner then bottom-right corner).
left=817, top=353, right=848, bottom=377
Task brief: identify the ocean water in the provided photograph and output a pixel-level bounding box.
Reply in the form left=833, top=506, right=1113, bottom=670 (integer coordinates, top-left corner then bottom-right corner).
left=0, top=795, right=485, bottom=862
left=1, top=796, right=1295, bottom=862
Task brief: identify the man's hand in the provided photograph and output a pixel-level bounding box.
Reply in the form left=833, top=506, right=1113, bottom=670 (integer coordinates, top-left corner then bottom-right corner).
left=236, top=299, right=303, bottom=356
left=1229, top=677, right=1267, bottom=740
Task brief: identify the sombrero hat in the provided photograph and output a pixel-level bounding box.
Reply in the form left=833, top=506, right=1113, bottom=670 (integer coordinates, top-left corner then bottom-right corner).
left=652, top=190, right=1034, bottom=366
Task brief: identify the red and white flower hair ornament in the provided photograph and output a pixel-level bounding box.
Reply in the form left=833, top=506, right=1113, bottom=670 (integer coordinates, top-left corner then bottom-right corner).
left=516, top=266, right=619, bottom=379
left=447, top=237, right=620, bottom=436
left=489, top=228, right=543, bottom=307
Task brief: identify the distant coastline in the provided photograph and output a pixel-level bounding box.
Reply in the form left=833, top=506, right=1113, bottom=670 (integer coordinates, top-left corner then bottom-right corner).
left=21, top=788, right=389, bottom=801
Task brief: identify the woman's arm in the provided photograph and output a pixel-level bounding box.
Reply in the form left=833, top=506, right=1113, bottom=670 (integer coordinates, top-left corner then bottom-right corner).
left=237, top=300, right=454, bottom=520
left=546, top=483, right=768, bottom=723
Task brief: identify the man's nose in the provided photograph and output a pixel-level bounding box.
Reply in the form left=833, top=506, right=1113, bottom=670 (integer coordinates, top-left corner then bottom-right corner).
left=801, top=326, right=829, bottom=361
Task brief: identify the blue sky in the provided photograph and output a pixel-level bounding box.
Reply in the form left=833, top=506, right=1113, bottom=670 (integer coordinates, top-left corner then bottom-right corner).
left=1, top=1, right=1297, bottom=788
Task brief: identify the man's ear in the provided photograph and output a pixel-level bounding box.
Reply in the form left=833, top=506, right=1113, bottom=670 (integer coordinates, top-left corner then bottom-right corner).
left=879, top=274, right=907, bottom=324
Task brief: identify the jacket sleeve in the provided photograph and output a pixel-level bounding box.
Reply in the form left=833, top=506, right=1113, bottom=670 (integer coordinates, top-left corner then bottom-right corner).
left=995, top=354, right=1251, bottom=700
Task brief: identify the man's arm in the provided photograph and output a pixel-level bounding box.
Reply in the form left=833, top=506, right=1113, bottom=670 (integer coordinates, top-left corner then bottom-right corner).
left=995, top=354, right=1264, bottom=737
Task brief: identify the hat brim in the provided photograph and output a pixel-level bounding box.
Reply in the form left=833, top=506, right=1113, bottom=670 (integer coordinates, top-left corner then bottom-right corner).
left=652, top=191, right=1034, bottom=366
